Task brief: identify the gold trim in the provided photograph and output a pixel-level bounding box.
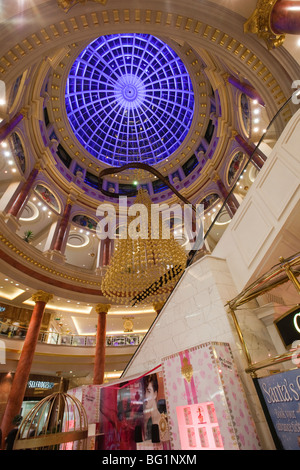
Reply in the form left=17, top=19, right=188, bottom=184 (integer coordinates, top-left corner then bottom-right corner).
left=57, top=0, right=107, bottom=13
left=227, top=253, right=300, bottom=377
left=244, top=0, right=285, bottom=50
left=31, top=290, right=53, bottom=304
left=181, top=356, right=193, bottom=383
left=95, top=303, right=111, bottom=314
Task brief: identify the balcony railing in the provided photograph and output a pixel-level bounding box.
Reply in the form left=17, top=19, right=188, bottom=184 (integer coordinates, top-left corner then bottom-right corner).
left=0, top=320, right=144, bottom=348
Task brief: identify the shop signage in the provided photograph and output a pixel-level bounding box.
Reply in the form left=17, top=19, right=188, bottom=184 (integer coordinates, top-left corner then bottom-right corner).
left=275, top=306, right=300, bottom=348
left=257, top=369, right=300, bottom=450
left=27, top=380, right=55, bottom=390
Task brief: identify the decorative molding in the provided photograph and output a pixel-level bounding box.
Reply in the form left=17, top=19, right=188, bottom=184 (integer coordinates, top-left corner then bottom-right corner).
left=31, top=290, right=53, bottom=304
left=57, top=0, right=108, bottom=13
left=244, top=0, right=285, bottom=50
left=95, top=303, right=111, bottom=314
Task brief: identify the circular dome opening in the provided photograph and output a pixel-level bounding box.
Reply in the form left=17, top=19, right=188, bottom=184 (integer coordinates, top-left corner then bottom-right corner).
left=65, top=33, right=195, bottom=167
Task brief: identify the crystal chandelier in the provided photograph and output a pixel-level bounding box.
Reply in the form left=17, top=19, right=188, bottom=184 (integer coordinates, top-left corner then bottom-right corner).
left=101, top=189, right=187, bottom=306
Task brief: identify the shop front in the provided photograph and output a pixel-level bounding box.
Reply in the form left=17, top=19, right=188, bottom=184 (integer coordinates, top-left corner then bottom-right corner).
left=68, top=342, right=261, bottom=451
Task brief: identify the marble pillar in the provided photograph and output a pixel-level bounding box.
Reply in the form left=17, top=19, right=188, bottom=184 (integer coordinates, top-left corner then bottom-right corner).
left=6, top=166, right=39, bottom=218
left=214, top=176, right=240, bottom=218
left=0, top=291, right=53, bottom=449
left=93, top=304, right=111, bottom=385
left=227, top=75, right=265, bottom=107
left=234, top=134, right=267, bottom=170
left=0, top=110, right=26, bottom=143
left=52, top=199, right=73, bottom=253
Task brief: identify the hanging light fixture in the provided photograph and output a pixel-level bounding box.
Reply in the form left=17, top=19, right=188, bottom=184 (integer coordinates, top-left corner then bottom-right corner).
left=101, top=188, right=187, bottom=306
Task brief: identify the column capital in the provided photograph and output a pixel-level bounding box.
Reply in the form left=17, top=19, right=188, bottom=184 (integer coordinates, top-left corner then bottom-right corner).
left=66, top=196, right=76, bottom=206
left=31, top=290, right=53, bottom=304
left=244, top=0, right=285, bottom=49
left=212, top=172, right=221, bottom=184
left=95, top=303, right=111, bottom=314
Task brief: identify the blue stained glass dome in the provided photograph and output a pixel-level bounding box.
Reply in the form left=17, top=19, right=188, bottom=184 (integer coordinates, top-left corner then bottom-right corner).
left=65, top=33, right=195, bottom=166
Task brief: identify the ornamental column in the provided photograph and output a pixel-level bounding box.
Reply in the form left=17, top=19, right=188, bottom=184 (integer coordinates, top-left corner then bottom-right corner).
left=52, top=198, right=74, bottom=253
left=226, top=75, right=265, bottom=107
left=0, top=108, right=27, bottom=143
left=6, top=164, right=40, bottom=218
left=100, top=238, right=114, bottom=267
left=0, top=290, right=53, bottom=449
left=93, top=303, right=111, bottom=385
left=234, top=133, right=267, bottom=170
left=244, top=0, right=300, bottom=49
left=270, top=0, right=300, bottom=35
left=213, top=174, right=240, bottom=218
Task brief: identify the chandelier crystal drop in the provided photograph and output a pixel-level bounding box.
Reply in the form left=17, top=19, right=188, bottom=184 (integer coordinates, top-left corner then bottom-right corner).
left=101, top=189, right=187, bottom=306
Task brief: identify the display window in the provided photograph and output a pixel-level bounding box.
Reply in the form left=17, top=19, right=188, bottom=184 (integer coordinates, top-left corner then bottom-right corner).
left=176, top=402, right=224, bottom=450
left=97, top=370, right=171, bottom=450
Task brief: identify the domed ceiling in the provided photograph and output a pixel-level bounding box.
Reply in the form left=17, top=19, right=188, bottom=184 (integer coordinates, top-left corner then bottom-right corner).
left=65, top=33, right=195, bottom=167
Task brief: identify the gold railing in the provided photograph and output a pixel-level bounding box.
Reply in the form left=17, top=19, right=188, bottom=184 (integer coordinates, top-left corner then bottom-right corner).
left=226, top=252, right=300, bottom=378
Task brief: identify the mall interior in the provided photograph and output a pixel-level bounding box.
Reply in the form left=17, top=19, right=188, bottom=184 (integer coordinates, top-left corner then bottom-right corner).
left=0, top=0, right=299, bottom=451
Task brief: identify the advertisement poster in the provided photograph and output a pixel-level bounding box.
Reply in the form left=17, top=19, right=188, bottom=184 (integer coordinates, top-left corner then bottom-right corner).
left=97, top=370, right=170, bottom=450
left=257, top=369, right=300, bottom=450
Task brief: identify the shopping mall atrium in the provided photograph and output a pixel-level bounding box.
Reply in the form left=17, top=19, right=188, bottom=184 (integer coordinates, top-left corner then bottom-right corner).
left=0, top=0, right=299, bottom=451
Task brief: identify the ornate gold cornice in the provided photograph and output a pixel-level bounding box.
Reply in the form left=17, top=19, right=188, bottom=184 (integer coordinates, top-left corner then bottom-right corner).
left=31, top=290, right=53, bottom=304
left=244, top=0, right=285, bottom=50
left=95, top=303, right=111, bottom=314
left=57, top=0, right=107, bottom=13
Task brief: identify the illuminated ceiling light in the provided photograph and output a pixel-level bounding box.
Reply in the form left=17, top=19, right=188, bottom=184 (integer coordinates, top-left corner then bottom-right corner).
left=253, top=109, right=260, bottom=115
left=1, top=141, right=7, bottom=148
